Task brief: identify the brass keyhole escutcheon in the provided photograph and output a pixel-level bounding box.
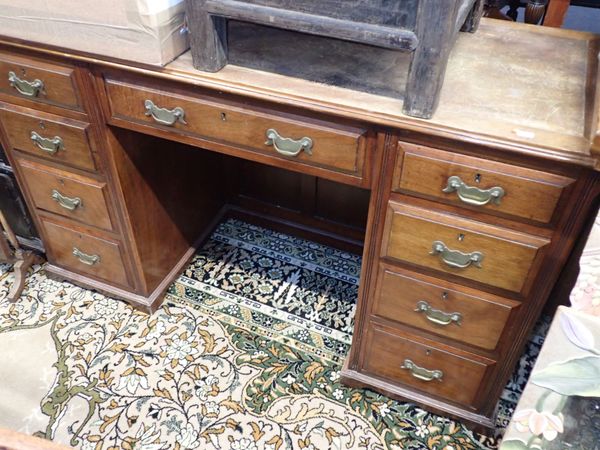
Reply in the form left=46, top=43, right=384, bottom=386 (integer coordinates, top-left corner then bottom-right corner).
left=475, top=173, right=482, bottom=183
left=457, top=233, right=465, bottom=242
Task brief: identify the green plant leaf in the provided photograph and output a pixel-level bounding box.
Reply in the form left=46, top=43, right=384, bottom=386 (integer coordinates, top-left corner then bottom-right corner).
left=531, top=356, right=600, bottom=397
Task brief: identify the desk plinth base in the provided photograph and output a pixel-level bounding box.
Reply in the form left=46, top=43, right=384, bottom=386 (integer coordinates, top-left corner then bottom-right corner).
left=340, top=359, right=497, bottom=433
left=44, top=248, right=193, bottom=314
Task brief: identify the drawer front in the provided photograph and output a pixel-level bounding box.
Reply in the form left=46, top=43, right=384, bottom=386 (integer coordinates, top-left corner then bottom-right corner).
left=0, top=52, right=82, bottom=111
left=393, top=143, right=574, bottom=224
left=363, top=322, right=494, bottom=406
left=18, top=159, right=113, bottom=231
left=41, top=218, right=130, bottom=288
left=373, top=265, right=519, bottom=350
left=382, top=201, right=549, bottom=293
left=0, top=105, right=96, bottom=171
left=105, top=78, right=367, bottom=176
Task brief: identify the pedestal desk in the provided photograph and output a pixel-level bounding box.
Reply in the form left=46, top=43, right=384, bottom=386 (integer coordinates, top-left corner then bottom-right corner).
left=0, top=19, right=599, bottom=430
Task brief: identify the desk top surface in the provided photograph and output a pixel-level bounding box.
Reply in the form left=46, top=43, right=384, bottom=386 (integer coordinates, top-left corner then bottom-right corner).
left=2, top=18, right=599, bottom=168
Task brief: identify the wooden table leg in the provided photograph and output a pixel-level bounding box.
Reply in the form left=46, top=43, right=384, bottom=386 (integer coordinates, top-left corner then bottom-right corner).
left=6, top=250, right=42, bottom=302
left=0, top=210, right=43, bottom=302
left=543, top=0, right=570, bottom=27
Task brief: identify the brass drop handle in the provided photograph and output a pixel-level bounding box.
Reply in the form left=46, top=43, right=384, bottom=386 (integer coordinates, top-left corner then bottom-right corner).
left=51, top=189, right=82, bottom=211
left=430, top=240, right=484, bottom=269
left=144, top=99, right=187, bottom=126
left=8, top=71, right=44, bottom=97
left=30, top=131, right=64, bottom=155
left=415, top=300, right=462, bottom=326
left=401, top=359, right=443, bottom=382
left=443, top=175, right=505, bottom=206
left=265, top=128, right=313, bottom=157
left=72, top=247, right=100, bottom=266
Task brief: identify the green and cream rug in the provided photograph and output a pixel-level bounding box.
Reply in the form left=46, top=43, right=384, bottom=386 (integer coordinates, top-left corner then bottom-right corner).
left=0, top=219, right=544, bottom=450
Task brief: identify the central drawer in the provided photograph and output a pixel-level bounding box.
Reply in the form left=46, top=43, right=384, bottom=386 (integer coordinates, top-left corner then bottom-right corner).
left=104, top=77, right=367, bottom=178
left=381, top=201, right=550, bottom=294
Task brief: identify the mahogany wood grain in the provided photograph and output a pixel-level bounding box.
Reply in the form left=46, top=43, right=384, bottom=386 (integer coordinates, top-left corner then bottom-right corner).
left=40, top=216, right=131, bottom=289
left=104, top=129, right=226, bottom=296
left=344, top=131, right=394, bottom=369
left=372, top=263, right=520, bottom=351
left=104, top=77, right=368, bottom=179
left=393, top=142, right=575, bottom=225
left=232, top=159, right=370, bottom=237
left=381, top=200, right=550, bottom=294
left=16, top=158, right=114, bottom=232
left=362, top=320, right=495, bottom=407
left=342, top=362, right=495, bottom=431
left=543, top=0, right=570, bottom=27
left=0, top=51, right=82, bottom=111
left=0, top=104, right=97, bottom=172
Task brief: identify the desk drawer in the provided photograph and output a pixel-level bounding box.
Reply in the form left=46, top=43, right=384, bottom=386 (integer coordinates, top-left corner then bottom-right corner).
left=373, top=265, right=519, bottom=350
left=381, top=201, right=549, bottom=294
left=363, top=321, right=494, bottom=406
left=105, top=78, right=367, bottom=177
left=0, top=52, right=82, bottom=111
left=393, top=143, right=574, bottom=224
left=41, top=218, right=131, bottom=289
left=0, top=105, right=97, bottom=172
left=18, top=159, right=113, bottom=232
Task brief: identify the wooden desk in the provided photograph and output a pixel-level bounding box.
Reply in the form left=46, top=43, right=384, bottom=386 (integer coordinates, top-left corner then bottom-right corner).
left=0, top=19, right=598, bottom=430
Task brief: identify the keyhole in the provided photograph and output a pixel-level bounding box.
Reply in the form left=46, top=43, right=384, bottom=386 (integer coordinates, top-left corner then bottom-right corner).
left=441, top=291, right=448, bottom=301
left=21, top=68, right=27, bottom=77
left=457, top=233, right=465, bottom=242
left=39, top=121, right=46, bottom=130
left=425, top=349, right=431, bottom=356
left=474, top=173, right=482, bottom=184
left=220, top=112, right=227, bottom=121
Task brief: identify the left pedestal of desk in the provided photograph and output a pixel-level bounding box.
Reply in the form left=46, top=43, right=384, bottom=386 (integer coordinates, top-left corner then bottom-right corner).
left=0, top=47, right=223, bottom=312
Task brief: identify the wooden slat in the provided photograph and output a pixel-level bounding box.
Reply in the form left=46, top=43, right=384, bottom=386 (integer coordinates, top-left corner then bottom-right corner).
left=204, top=0, right=418, bottom=51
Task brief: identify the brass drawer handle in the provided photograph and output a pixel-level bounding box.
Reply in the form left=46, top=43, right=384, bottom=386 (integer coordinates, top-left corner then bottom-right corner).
left=415, top=300, right=462, bottom=326
left=401, top=359, right=443, bottom=382
left=443, top=176, right=505, bottom=206
left=8, top=71, right=44, bottom=97
left=51, top=189, right=82, bottom=211
left=30, top=131, right=64, bottom=155
left=72, top=247, right=100, bottom=266
left=265, top=128, right=313, bottom=157
left=430, top=240, right=484, bottom=269
left=144, top=99, right=186, bottom=126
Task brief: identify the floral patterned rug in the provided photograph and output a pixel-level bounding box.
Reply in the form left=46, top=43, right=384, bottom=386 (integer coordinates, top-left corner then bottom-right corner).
left=0, top=219, right=546, bottom=450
